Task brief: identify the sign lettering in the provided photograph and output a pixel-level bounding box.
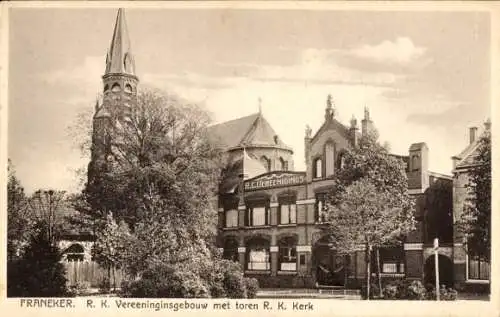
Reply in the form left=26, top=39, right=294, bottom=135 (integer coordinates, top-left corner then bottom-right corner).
left=244, top=172, right=306, bottom=191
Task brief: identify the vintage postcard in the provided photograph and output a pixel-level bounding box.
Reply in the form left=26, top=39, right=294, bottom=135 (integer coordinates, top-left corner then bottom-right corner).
left=1, top=1, right=498, bottom=317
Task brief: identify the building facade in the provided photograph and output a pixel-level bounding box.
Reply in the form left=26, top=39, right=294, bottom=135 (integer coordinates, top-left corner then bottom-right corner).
left=210, top=98, right=455, bottom=288
left=85, top=9, right=472, bottom=290
left=451, top=122, right=491, bottom=292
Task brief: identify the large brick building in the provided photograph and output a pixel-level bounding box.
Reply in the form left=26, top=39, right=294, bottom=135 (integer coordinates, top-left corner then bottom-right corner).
left=83, top=8, right=485, bottom=291
left=451, top=122, right=491, bottom=292
left=209, top=97, right=455, bottom=288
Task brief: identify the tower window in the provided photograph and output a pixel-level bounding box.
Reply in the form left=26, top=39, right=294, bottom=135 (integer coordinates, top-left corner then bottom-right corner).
left=125, top=84, right=133, bottom=93
left=111, top=83, right=121, bottom=92
left=104, top=84, right=109, bottom=92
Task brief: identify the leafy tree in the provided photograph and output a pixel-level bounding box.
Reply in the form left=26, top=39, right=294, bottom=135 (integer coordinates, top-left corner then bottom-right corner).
left=458, top=129, right=491, bottom=261
left=70, top=88, right=226, bottom=296
left=92, top=212, right=132, bottom=290
left=7, top=159, right=31, bottom=260
left=7, top=225, right=68, bottom=297
left=324, top=133, right=416, bottom=299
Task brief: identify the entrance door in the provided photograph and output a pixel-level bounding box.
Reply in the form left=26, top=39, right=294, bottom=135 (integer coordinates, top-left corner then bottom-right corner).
left=313, top=244, right=346, bottom=286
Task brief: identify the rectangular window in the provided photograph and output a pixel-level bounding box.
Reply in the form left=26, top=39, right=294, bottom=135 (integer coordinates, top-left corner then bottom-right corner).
left=225, top=209, right=238, bottom=228
left=246, top=204, right=270, bottom=227
left=279, top=247, right=297, bottom=271
left=315, top=193, right=327, bottom=222
left=252, top=207, right=266, bottom=226
left=299, top=254, right=306, bottom=265
left=279, top=203, right=297, bottom=224
left=248, top=249, right=271, bottom=270
left=468, top=256, right=490, bottom=280
left=376, top=247, right=405, bottom=274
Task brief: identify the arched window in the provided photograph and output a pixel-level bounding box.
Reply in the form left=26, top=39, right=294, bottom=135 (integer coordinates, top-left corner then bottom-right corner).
left=225, top=209, right=238, bottom=228
left=223, top=237, right=239, bottom=262
left=325, top=142, right=335, bottom=176
left=64, top=243, right=85, bottom=262
left=279, top=236, right=297, bottom=271
left=246, top=237, right=271, bottom=271
left=124, top=84, right=133, bottom=94
left=314, top=158, right=323, bottom=178
left=111, top=83, right=121, bottom=92
left=412, top=155, right=420, bottom=171
left=260, top=156, right=271, bottom=172
left=104, top=84, right=109, bottom=92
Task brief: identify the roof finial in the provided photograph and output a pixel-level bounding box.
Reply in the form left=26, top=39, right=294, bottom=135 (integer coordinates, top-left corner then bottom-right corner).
left=258, top=97, right=262, bottom=115
left=325, top=94, right=335, bottom=121
left=364, top=106, right=370, bottom=120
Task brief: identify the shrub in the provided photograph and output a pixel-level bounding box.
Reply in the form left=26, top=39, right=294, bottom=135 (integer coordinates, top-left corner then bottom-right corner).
left=425, top=285, right=458, bottom=301
left=382, top=283, right=399, bottom=300
left=223, top=269, right=246, bottom=298
left=121, top=264, right=209, bottom=298
left=68, top=281, right=92, bottom=296
left=403, top=280, right=426, bottom=300
left=7, top=228, right=68, bottom=297
left=245, top=277, right=259, bottom=299
left=99, top=277, right=111, bottom=294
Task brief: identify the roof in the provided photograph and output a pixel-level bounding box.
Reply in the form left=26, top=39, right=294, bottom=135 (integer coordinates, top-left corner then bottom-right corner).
left=207, top=113, right=291, bottom=151
left=311, top=117, right=352, bottom=142
left=452, top=127, right=489, bottom=171
left=105, top=8, right=136, bottom=76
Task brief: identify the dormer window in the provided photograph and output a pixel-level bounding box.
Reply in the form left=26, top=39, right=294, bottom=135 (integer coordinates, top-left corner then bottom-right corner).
left=260, top=156, right=271, bottom=172
left=278, top=157, right=288, bottom=171
left=314, top=158, right=323, bottom=178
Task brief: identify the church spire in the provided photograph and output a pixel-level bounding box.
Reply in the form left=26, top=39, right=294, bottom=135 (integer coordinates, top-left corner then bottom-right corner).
left=105, top=8, right=136, bottom=76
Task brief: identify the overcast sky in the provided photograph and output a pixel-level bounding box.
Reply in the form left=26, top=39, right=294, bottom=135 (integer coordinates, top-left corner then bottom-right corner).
left=8, top=7, right=491, bottom=194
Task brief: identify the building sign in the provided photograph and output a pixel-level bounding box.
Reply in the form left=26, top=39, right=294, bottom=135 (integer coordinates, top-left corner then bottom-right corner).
left=244, top=172, right=306, bottom=191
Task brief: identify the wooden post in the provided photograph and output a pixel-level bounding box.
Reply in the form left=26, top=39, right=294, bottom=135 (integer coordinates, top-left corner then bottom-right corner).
left=434, top=238, right=440, bottom=301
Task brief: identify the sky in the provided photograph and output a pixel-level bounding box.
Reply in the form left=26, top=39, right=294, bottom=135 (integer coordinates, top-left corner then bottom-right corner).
left=8, top=7, right=491, bottom=194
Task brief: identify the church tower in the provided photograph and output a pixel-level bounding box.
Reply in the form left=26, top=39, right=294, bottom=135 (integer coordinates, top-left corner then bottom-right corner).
left=88, top=8, right=138, bottom=185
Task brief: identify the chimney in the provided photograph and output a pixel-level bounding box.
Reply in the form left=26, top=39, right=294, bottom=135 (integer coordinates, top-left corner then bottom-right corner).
left=469, top=127, right=478, bottom=144
left=304, top=125, right=312, bottom=166
left=361, top=107, right=372, bottom=138
left=349, top=115, right=359, bottom=147
left=484, top=119, right=491, bottom=131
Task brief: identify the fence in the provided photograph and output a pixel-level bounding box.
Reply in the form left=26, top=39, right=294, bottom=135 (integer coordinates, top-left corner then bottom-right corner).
left=64, top=261, right=126, bottom=288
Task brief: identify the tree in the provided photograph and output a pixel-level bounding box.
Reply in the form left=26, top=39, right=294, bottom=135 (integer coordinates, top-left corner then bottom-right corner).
left=458, top=129, right=491, bottom=262
left=7, top=224, right=68, bottom=297
left=92, top=212, right=132, bottom=290
left=7, top=159, right=31, bottom=260
left=70, top=89, right=225, bottom=292
left=27, top=189, right=67, bottom=246
left=324, top=133, right=416, bottom=299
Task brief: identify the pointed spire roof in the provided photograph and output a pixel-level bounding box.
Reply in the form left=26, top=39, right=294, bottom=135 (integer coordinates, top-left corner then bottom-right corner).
left=105, top=8, right=136, bottom=76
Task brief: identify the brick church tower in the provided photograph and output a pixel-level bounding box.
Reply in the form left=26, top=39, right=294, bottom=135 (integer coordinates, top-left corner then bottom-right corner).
left=88, top=8, right=138, bottom=185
